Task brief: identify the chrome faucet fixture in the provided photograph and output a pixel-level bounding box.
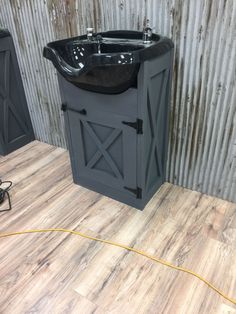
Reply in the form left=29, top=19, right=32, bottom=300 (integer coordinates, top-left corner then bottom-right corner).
left=96, top=34, right=103, bottom=54
left=86, top=28, right=103, bottom=53
left=86, top=27, right=94, bottom=41
left=143, top=20, right=153, bottom=44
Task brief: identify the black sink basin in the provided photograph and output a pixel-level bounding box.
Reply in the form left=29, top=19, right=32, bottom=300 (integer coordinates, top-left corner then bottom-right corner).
left=43, top=30, right=173, bottom=94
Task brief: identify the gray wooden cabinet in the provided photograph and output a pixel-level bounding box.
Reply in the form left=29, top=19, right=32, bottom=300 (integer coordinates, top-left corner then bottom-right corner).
left=59, top=50, right=173, bottom=209
left=0, top=29, right=34, bottom=156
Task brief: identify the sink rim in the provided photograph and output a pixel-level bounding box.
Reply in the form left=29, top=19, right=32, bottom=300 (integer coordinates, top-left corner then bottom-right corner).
left=43, top=30, right=173, bottom=79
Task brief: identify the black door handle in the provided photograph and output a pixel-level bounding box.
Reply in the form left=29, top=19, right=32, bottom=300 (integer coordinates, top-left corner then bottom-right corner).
left=78, top=109, right=87, bottom=115
left=61, top=104, right=87, bottom=115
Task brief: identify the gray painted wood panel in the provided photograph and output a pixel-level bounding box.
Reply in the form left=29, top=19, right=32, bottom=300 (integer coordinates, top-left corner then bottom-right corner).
left=0, top=33, right=34, bottom=155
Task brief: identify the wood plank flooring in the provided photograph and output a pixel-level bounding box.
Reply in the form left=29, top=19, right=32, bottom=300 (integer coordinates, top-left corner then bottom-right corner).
left=0, top=141, right=235, bottom=314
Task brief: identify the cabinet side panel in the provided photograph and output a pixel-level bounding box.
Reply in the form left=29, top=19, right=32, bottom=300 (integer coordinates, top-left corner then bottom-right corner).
left=138, top=52, right=173, bottom=205
left=58, top=75, right=79, bottom=182
left=0, top=36, right=34, bottom=155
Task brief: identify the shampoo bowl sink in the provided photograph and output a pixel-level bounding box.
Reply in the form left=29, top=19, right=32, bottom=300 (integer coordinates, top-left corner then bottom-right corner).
left=43, top=30, right=173, bottom=94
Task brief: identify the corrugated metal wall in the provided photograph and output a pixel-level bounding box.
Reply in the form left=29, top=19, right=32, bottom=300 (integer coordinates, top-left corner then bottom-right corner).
left=0, top=0, right=236, bottom=202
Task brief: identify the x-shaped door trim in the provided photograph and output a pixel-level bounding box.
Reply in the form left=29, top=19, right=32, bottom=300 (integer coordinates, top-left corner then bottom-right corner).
left=145, top=69, right=169, bottom=187
left=82, top=120, right=123, bottom=179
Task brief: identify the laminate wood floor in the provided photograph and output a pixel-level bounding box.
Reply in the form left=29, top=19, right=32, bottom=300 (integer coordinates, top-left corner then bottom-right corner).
left=0, top=141, right=235, bottom=314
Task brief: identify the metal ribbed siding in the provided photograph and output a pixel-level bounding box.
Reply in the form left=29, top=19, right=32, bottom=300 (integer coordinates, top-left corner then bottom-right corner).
left=0, top=0, right=235, bottom=202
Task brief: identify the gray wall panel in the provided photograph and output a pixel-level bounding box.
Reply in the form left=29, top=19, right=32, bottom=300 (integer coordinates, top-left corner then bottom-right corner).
left=0, top=0, right=235, bottom=202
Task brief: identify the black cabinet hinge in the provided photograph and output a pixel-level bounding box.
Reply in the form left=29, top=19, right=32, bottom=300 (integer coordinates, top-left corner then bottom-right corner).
left=124, top=186, right=142, bottom=199
left=61, top=104, right=87, bottom=115
left=61, top=103, right=67, bottom=111
left=122, top=119, right=143, bottom=134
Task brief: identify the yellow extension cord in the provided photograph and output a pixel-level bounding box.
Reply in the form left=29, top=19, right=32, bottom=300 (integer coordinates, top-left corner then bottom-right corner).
left=0, top=228, right=235, bottom=306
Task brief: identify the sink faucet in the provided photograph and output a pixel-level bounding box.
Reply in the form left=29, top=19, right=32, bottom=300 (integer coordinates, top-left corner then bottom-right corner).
left=86, top=28, right=102, bottom=53
left=86, top=27, right=94, bottom=41
left=143, top=21, right=153, bottom=44
left=96, top=34, right=103, bottom=54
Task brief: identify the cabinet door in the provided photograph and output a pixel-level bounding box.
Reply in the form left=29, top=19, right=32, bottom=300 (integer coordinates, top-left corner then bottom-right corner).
left=66, top=107, right=137, bottom=195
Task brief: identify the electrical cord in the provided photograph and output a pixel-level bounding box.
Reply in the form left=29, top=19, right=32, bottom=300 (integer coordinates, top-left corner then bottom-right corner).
left=0, top=180, right=12, bottom=212
left=0, top=228, right=235, bottom=306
